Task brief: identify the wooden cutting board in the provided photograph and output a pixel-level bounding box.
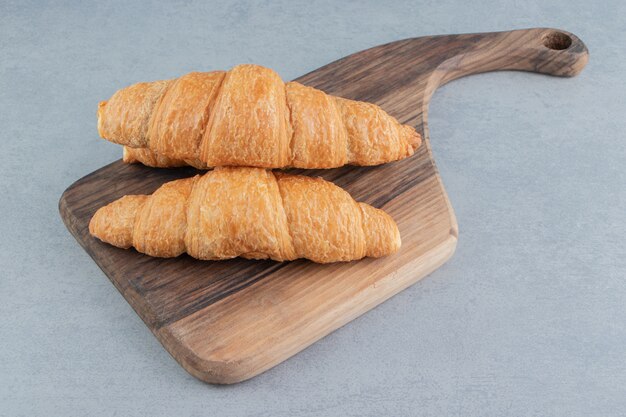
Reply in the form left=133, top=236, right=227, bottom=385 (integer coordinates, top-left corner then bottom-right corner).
left=59, top=28, right=588, bottom=384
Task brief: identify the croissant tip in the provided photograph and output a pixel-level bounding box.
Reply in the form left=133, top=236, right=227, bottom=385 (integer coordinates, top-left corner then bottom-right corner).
left=88, top=207, right=105, bottom=242
left=410, top=129, right=422, bottom=151
left=394, top=227, right=402, bottom=252
left=96, top=101, right=108, bottom=138
left=122, top=146, right=134, bottom=164
left=97, top=101, right=107, bottom=117
left=88, top=213, right=97, bottom=237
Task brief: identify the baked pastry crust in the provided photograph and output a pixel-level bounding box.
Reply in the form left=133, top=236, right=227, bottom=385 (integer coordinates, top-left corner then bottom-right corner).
left=122, top=146, right=208, bottom=169
left=89, top=167, right=401, bottom=263
left=98, top=64, right=420, bottom=169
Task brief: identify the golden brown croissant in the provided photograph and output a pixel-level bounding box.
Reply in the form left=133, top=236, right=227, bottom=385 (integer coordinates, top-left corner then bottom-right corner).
left=89, top=167, right=401, bottom=263
left=99, top=64, right=420, bottom=169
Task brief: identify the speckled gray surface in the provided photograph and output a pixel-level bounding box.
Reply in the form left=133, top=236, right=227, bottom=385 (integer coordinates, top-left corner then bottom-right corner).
left=1, top=1, right=625, bottom=416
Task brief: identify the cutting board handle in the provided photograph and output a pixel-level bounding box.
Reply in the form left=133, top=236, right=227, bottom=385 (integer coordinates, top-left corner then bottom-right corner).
left=298, top=28, right=588, bottom=130
left=425, top=28, right=589, bottom=97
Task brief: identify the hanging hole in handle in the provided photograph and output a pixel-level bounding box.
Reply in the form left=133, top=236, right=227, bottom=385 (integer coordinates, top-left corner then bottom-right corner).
left=542, top=31, right=572, bottom=50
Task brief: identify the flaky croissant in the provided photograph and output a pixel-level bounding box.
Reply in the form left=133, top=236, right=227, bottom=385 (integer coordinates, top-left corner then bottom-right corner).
left=89, top=167, right=401, bottom=263
left=99, top=64, right=420, bottom=169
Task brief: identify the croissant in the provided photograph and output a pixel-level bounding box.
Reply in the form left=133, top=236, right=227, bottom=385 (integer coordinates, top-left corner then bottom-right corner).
left=89, top=167, right=401, bottom=263
left=98, top=64, right=420, bottom=169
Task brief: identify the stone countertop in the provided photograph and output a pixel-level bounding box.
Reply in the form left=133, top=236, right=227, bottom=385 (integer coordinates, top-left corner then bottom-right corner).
left=1, top=1, right=624, bottom=416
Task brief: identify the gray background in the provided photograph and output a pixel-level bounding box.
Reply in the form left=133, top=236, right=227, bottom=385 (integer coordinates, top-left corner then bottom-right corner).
left=1, top=0, right=625, bottom=416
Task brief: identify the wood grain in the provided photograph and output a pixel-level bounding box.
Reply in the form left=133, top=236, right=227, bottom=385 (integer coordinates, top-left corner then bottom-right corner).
left=59, top=28, right=588, bottom=384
